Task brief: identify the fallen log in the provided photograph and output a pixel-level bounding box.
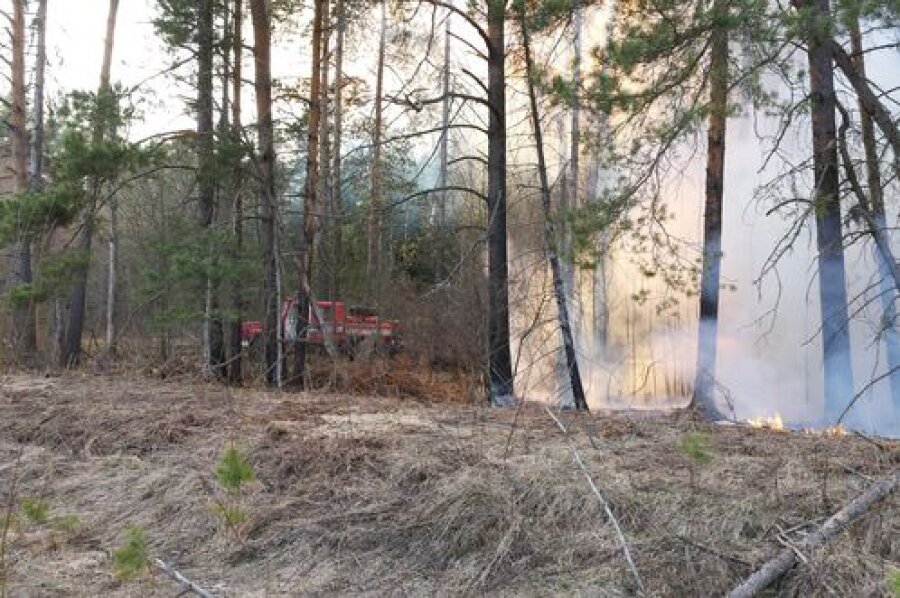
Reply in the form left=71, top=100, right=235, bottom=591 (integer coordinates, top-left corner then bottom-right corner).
left=154, top=558, right=215, bottom=598
left=728, top=470, right=899, bottom=598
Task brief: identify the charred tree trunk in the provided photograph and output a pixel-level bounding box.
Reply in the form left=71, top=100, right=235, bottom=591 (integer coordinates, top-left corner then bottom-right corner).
left=487, top=0, right=514, bottom=405
left=9, top=0, right=36, bottom=362
left=366, top=0, right=387, bottom=305
left=691, top=0, right=728, bottom=421
left=64, top=0, right=120, bottom=367
left=849, top=20, right=900, bottom=410
left=803, top=0, right=854, bottom=423
left=249, top=0, right=279, bottom=386
left=228, top=0, right=245, bottom=385
left=520, top=9, right=588, bottom=412
left=294, top=0, right=325, bottom=385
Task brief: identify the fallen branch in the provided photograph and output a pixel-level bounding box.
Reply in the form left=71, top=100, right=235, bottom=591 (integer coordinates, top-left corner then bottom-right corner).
left=544, top=406, right=644, bottom=591
left=727, top=470, right=899, bottom=598
left=153, top=559, right=215, bottom=598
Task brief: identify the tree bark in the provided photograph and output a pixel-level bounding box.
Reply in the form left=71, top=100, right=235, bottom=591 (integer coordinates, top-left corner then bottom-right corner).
left=691, top=0, right=728, bottom=421
left=486, top=0, right=514, bottom=406
left=31, top=0, right=49, bottom=363
left=228, top=0, right=245, bottom=385
left=435, top=10, right=451, bottom=281
left=64, top=0, right=120, bottom=367
left=727, top=471, right=899, bottom=598
left=802, top=0, right=855, bottom=423
left=197, top=0, right=225, bottom=378
left=249, top=0, right=279, bottom=386
left=521, top=9, right=588, bottom=412
left=318, top=0, right=333, bottom=297
left=366, top=0, right=387, bottom=305
left=849, top=19, right=900, bottom=411
left=331, top=0, right=345, bottom=300
left=9, top=0, right=36, bottom=362
left=294, top=0, right=325, bottom=385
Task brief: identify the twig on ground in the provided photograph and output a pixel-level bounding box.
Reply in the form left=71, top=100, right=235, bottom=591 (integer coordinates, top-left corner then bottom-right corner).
left=153, top=559, right=215, bottom=598
left=544, top=406, right=644, bottom=591
left=727, top=470, right=899, bottom=598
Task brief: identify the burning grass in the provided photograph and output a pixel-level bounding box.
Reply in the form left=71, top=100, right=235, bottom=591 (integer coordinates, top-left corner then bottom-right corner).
left=0, top=372, right=898, bottom=595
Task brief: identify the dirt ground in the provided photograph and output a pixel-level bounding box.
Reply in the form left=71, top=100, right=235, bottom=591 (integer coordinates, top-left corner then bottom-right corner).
left=0, top=371, right=898, bottom=596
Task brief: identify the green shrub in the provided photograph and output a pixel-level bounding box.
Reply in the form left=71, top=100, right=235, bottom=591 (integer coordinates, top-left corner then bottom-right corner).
left=215, top=446, right=254, bottom=491
left=20, top=498, right=50, bottom=524
left=52, top=514, right=81, bottom=534
left=113, top=526, right=149, bottom=579
left=679, top=432, right=712, bottom=466
left=888, top=568, right=900, bottom=597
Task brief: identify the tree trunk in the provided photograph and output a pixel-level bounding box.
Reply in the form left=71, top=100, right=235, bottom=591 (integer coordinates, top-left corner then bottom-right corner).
left=249, top=0, right=279, bottom=386
left=849, top=19, right=900, bottom=411
left=691, top=0, right=728, bottom=421
left=228, top=0, right=245, bottom=385
left=803, top=0, right=854, bottom=423
left=294, top=0, right=325, bottom=385
left=318, top=0, right=332, bottom=297
left=31, top=0, right=50, bottom=363
left=331, top=0, right=345, bottom=300
left=9, top=0, right=36, bottom=362
left=197, top=0, right=225, bottom=378
left=64, top=0, right=120, bottom=367
left=521, top=9, right=588, bottom=412
left=487, top=0, right=514, bottom=406
left=366, top=0, right=387, bottom=305
left=435, top=10, right=451, bottom=281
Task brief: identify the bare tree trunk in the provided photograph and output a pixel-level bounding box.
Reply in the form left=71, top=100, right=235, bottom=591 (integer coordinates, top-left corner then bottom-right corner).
left=520, top=7, right=588, bottom=412
left=435, top=10, right=451, bottom=281
left=105, top=193, right=118, bottom=358
left=366, top=0, right=387, bottom=305
left=318, top=0, right=332, bottom=297
left=228, top=0, right=245, bottom=385
left=8, top=0, right=36, bottom=363
left=64, top=0, right=120, bottom=367
left=27, top=0, right=48, bottom=360
left=331, top=0, right=345, bottom=300
left=197, top=0, right=225, bottom=378
left=802, top=0, right=854, bottom=423
left=487, top=0, right=514, bottom=406
left=691, top=0, right=728, bottom=421
left=249, top=0, right=279, bottom=386
left=849, top=20, right=900, bottom=410
left=29, top=0, right=48, bottom=195
left=294, top=0, right=325, bottom=385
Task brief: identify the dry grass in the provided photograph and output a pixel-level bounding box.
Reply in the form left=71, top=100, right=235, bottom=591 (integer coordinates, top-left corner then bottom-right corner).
left=0, top=372, right=897, bottom=596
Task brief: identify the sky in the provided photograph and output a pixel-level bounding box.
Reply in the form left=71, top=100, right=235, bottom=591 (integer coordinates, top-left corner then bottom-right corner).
left=45, top=1, right=194, bottom=137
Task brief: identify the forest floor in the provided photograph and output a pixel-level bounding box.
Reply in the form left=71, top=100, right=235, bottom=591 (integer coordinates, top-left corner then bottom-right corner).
left=0, top=369, right=898, bottom=596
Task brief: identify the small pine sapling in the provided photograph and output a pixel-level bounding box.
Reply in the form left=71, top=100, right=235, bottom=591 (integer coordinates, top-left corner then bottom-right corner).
left=20, top=498, right=50, bottom=524
left=113, top=525, right=150, bottom=579
left=213, top=445, right=255, bottom=539
left=888, top=568, right=900, bottom=597
left=679, top=431, right=712, bottom=489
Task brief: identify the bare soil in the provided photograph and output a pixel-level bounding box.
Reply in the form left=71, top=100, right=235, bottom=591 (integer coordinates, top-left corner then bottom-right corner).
left=0, top=371, right=897, bottom=596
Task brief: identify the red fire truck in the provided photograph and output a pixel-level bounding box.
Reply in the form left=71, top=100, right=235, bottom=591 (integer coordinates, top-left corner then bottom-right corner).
left=241, top=299, right=400, bottom=353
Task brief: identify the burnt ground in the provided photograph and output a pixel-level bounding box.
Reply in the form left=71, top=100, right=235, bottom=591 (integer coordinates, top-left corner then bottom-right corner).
left=0, top=371, right=897, bottom=596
